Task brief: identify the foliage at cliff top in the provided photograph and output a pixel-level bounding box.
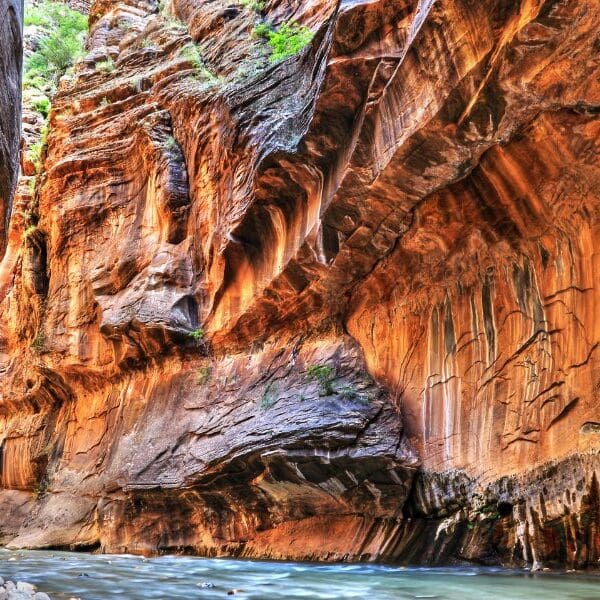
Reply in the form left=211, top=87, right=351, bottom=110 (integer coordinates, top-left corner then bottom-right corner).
left=24, top=1, right=88, bottom=94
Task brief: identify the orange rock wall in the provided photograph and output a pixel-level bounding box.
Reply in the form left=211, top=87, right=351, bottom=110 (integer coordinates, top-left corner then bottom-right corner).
left=0, top=0, right=598, bottom=568
left=348, top=110, right=600, bottom=478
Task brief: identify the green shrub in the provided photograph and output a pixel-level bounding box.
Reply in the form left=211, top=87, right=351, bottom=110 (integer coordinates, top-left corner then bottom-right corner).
left=179, top=45, right=219, bottom=88
left=23, top=73, right=48, bottom=91
left=253, top=20, right=313, bottom=62
left=117, top=19, right=132, bottom=31
left=179, top=44, right=203, bottom=68
left=306, top=364, right=335, bottom=396
left=240, top=0, right=265, bottom=12
left=24, top=1, right=88, bottom=91
left=23, top=225, right=38, bottom=240
left=163, top=15, right=187, bottom=30
left=251, top=23, right=271, bottom=39
left=188, top=327, right=204, bottom=341
left=27, top=140, right=44, bottom=172
left=32, top=96, right=51, bottom=118
left=27, top=121, right=50, bottom=173
left=96, top=58, right=116, bottom=74
left=141, top=38, right=157, bottom=49
left=477, top=504, right=501, bottom=520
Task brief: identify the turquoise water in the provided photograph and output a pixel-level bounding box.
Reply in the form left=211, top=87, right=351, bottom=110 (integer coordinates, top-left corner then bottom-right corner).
left=0, top=549, right=599, bottom=599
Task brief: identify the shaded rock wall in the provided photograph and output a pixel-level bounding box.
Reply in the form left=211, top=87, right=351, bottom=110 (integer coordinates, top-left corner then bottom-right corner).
left=0, top=0, right=598, bottom=568
left=5, top=337, right=417, bottom=560
left=0, top=0, right=22, bottom=256
left=347, top=108, right=600, bottom=478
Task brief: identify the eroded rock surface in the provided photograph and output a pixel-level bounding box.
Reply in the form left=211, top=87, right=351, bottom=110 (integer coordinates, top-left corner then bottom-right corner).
left=3, top=336, right=418, bottom=560
left=0, top=0, right=598, bottom=568
left=0, top=0, right=22, bottom=256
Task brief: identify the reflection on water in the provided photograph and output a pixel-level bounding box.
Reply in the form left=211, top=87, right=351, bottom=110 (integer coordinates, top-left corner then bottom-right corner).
left=0, top=549, right=598, bottom=599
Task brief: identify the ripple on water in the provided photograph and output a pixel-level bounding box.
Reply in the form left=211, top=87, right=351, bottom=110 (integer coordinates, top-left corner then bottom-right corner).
left=0, top=550, right=598, bottom=600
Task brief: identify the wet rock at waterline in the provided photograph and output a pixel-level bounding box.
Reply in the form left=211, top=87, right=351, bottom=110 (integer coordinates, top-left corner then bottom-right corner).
left=0, top=578, right=51, bottom=600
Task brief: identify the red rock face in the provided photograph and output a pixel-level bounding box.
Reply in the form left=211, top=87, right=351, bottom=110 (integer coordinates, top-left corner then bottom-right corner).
left=0, top=0, right=598, bottom=568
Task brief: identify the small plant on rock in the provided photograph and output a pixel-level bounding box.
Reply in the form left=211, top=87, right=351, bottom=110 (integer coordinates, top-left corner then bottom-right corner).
left=32, top=96, right=51, bottom=118
left=251, top=22, right=271, bottom=39
left=240, top=0, right=265, bottom=12
left=179, top=44, right=207, bottom=72
left=31, top=331, right=46, bottom=353
left=117, top=19, right=133, bottom=32
left=33, top=483, right=46, bottom=498
left=337, top=383, right=358, bottom=401
left=253, top=20, right=313, bottom=62
left=477, top=504, right=502, bottom=520
left=27, top=121, right=50, bottom=174
left=166, top=135, right=178, bottom=150
left=306, top=364, right=335, bottom=396
left=23, top=225, right=38, bottom=241
left=188, top=327, right=204, bottom=341
left=260, top=381, right=278, bottom=410
left=179, top=45, right=220, bottom=90
left=96, top=57, right=116, bottom=74
left=197, top=365, right=212, bottom=385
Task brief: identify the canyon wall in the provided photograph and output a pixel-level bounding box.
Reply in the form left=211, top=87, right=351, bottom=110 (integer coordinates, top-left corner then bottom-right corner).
left=0, top=0, right=598, bottom=569
left=0, top=0, right=22, bottom=256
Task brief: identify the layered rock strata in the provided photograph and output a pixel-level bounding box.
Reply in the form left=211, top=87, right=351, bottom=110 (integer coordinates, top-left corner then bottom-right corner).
left=0, top=0, right=598, bottom=569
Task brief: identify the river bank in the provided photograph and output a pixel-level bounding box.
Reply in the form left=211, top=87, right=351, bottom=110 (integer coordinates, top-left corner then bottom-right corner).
left=0, top=577, right=51, bottom=600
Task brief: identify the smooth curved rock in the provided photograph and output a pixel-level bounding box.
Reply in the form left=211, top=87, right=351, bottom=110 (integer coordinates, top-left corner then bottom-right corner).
left=0, top=0, right=598, bottom=568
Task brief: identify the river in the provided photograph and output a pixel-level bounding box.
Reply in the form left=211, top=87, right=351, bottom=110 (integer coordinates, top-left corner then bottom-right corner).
left=0, top=549, right=598, bottom=599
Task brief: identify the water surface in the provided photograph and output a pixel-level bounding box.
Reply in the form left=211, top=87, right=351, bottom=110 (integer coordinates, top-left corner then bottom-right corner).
left=0, top=549, right=598, bottom=599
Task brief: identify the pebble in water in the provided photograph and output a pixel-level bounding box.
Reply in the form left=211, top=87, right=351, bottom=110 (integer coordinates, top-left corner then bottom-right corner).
left=197, top=582, right=215, bottom=588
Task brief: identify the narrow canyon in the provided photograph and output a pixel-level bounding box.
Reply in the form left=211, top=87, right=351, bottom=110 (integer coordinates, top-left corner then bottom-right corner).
left=0, top=0, right=598, bottom=571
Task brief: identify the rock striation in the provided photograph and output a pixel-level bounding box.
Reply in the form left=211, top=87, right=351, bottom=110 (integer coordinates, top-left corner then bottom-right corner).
left=0, top=0, right=598, bottom=569
left=0, top=0, right=22, bottom=257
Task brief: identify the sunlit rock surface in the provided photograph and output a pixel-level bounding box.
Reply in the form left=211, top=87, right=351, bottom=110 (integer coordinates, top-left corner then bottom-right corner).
left=0, top=0, right=598, bottom=568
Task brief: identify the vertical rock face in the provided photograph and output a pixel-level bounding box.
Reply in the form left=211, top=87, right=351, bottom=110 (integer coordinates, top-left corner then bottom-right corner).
left=0, top=0, right=22, bottom=256
left=0, top=0, right=598, bottom=568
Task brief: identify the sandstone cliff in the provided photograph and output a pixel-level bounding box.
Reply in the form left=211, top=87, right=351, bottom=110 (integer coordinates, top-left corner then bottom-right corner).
left=0, top=0, right=598, bottom=569
left=0, top=0, right=22, bottom=255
